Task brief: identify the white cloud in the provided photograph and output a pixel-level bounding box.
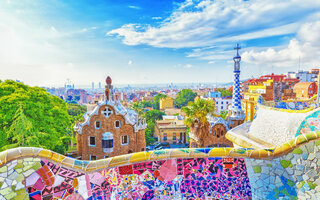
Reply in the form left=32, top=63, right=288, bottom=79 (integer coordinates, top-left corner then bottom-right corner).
left=128, top=60, right=133, bottom=65
left=184, top=64, right=192, bottom=68
left=108, top=0, right=320, bottom=48
left=242, top=21, right=320, bottom=68
left=128, top=5, right=141, bottom=10
left=152, top=17, right=162, bottom=20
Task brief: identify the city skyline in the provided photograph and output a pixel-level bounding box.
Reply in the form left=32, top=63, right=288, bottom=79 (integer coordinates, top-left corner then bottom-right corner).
left=1, top=0, right=320, bottom=87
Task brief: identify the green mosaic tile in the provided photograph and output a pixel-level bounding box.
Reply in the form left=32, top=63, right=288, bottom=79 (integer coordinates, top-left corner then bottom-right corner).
left=274, top=188, right=280, bottom=198
left=253, top=166, right=261, bottom=173
left=22, top=164, right=33, bottom=172
left=280, top=160, right=292, bottom=168
left=0, top=186, right=12, bottom=196
left=4, top=191, right=16, bottom=199
left=292, top=148, right=303, bottom=154
left=297, top=181, right=305, bottom=189
left=16, top=174, right=25, bottom=182
left=290, top=195, right=297, bottom=200
left=14, top=163, right=24, bottom=169
left=315, top=140, right=320, bottom=146
left=0, top=166, right=7, bottom=173
left=15, top=193, right=28, bottom=200
left=267, top=164, right=272, bottom=167
left=32, top=162, right=41, bottom=170
left=16, top=189, right=27, bottom=195
left=287, top=180, right=294, bottom=187
left=307, top=181, right=317, bottom=189
left=280, top=188, right=289, bottom=196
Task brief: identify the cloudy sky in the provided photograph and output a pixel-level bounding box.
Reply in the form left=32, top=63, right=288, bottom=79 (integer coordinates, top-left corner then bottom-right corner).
left=1, top=0, right=320, bottom=87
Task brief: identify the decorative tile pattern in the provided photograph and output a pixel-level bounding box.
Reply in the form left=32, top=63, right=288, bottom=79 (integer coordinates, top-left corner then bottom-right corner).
left=246, top=140, right=320, bottom=200
left=0, top=157, right=250, bottom=199
left=1, top=131, right=320, bottom=199
left=297, top=110, right=320, bottom=136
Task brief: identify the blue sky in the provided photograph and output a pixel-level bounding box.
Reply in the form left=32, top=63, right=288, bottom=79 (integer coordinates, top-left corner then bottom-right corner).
left=1, top=0, right=320, bottom=87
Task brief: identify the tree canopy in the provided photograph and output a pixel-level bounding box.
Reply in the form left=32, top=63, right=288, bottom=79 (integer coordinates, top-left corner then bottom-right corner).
left=175, top=89, right=197, bottom=108
left=130, top=93, right=166, bottom=113
left=217, top=88, right=232, bottom=97
left=182, top=98, right=215, bottom=147
left=143, top=109, right=165, bottom=146
left=0, top=80, right=73, bottom=153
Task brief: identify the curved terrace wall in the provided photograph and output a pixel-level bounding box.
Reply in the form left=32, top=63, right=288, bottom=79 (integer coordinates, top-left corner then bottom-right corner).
left=0, top=132, right=320, bottom=199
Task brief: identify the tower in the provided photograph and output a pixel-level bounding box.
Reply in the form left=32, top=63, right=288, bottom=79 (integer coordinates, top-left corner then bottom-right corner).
left=228, top=44, right=245, bottom=128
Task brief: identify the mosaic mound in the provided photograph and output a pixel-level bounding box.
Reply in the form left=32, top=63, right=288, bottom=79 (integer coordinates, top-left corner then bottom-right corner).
left=0, top=131, right=320, bottom=199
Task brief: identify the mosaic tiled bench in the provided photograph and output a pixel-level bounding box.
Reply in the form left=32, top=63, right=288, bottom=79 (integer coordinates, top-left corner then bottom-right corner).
left=0, top=131, right=320, bottom=199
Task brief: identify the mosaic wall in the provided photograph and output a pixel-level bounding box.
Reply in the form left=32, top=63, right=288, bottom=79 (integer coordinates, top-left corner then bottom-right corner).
left=246, top=140, right=320, bottom=200
left=297, top=110, right=320, bottom=136
left=1, top=131, right=320, bottom=199
left=258, top=95, right=317, bottom=112
left=0, top=157, right=251, bottom=199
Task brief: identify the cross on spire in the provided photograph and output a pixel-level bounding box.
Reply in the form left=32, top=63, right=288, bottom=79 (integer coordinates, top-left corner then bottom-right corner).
left=234, top=43, right=241, bottom=56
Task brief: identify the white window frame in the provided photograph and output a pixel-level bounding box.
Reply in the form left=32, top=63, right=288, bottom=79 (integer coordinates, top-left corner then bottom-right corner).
left=102, top=132, right=113, bottom=153
left=115, top=120, right=121, bottom=128
left=90, top=155, right=97, bottom=160
left=95, top=121, right=101, bottom=129
left=121, top=135, right=129, bottom=145
left=88, top=136, right=96, bottom=147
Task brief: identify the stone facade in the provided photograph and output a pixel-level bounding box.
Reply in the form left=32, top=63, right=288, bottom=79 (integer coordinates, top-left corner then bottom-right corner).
left=75, top=76, right=146, bottom=160
left=77, top=104, right=146, bottom=160
left=154, top=116, right=188, bottom=144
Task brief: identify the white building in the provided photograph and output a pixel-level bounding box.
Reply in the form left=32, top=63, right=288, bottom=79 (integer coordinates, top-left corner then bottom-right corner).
left=287, top=70, right=318, bottom=82
left=200, top=96, right=232, bottom=114
left=215, top=97, right=232, bottom=114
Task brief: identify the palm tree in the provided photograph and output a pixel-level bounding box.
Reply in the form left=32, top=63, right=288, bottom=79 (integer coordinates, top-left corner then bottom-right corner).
left=182, top=98, right=216, bottom=147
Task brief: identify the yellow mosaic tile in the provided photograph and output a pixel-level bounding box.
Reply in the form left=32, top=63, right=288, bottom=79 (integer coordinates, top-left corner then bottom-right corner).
left=38, top=149, right=53, bottom=159
left=108, top=155, right=130, bottom=167
left=130, top=151, right=151, bottom=163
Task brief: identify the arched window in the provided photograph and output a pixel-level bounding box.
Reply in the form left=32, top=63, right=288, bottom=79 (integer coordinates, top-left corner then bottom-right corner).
left=102, top=132, right=113, bottom=153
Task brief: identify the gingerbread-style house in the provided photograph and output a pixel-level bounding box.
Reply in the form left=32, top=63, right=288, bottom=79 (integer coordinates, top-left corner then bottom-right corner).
left=74, top=76, right=147, bottom=160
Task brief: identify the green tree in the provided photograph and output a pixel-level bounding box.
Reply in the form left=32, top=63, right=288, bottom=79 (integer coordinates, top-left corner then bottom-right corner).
left=0, top=80, right=72, bottom=154
left=67, top=103, right=87, bottom=123
left=143, top=110, right=165, bottom=146
left=153, top=93, right=166, bottom=110
left=220, top=110, right=228, bottom=120
left=6, top=104, right=38, bottom=148
left=175, top=89, right=197, bottom=108
left=144, top=110, right=165, bottom=123
left=217, top=88, right=232, bottom=97
left=145, top=127, right=155, bottom=146
left=130, top=101, right=144, bottom=115
left=182, top=98, right=215, bottom=147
